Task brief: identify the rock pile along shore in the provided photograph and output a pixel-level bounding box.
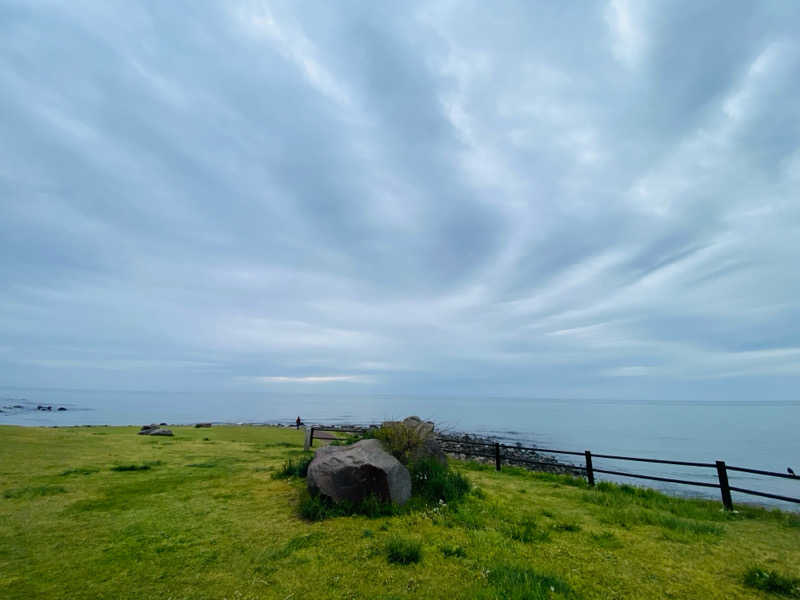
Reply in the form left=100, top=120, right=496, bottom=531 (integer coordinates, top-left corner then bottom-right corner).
left=302, top=423, right=583, bottom=477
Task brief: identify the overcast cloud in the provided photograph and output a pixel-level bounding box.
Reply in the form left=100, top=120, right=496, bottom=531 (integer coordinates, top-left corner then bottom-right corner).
left=2, top=1, right=800, bottom=399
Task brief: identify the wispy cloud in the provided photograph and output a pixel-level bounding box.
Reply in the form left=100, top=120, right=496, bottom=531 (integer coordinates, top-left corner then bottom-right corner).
left=1, top=1, right=799, bottom=398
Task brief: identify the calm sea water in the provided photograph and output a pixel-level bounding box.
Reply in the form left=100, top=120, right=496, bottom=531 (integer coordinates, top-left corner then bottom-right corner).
left=2, top=388, right=798, bottom=511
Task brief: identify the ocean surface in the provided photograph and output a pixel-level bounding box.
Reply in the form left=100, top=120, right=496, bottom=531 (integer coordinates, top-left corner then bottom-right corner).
left=2, top=387, right=798, bottom=511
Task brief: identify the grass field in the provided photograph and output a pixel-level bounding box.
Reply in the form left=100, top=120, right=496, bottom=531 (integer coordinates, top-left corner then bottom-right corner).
left=0, top=425, right=798, bottom=599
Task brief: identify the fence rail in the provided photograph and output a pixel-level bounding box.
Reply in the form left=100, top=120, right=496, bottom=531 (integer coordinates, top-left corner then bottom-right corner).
left=437, top=439, right=800, bottom=510
left=303, top=425, right=799, bottom=510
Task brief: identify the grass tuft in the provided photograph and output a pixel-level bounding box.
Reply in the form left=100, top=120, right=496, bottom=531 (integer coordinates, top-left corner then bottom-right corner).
left=110, top=461, right=163, bottom=472
left=4, top=485, right=67, bottom=499
left=271, top=455, right=313, bottom=479
left=299, top=491, right=398, bottom=521
left=60, top=467, right=99, bottom=476
left=507, top=518, right=551, bottom=544
left=410, top=458, right=471, bottom=504
left=743, top=566, right=800, bottom=597
left=589, top=531, right=623, bottom=549
left=440, top=543, right=466, bottom=558
left=482, top=564, right=576, bottom=599
left=386, top=537, right=422, bottom=565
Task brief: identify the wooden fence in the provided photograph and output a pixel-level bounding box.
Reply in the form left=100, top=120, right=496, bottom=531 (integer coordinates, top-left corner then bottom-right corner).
left=300, top=424, right=799, bottom=511
left=439, top=438, right=800, bottom=511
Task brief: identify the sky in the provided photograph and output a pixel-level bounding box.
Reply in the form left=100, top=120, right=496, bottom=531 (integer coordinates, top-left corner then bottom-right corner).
left=1, top=1, right=800, bottom=400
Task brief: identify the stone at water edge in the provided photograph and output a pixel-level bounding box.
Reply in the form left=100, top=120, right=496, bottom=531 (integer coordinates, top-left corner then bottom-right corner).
left=307, top=438, right=411, bottom=505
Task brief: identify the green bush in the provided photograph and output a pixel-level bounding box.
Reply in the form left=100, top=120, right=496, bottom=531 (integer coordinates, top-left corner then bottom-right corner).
left=386, top=537, right=422, bottom=564
left=372, top=423, right=425, bottom=464
left=743, top=567, right=800, bottom=597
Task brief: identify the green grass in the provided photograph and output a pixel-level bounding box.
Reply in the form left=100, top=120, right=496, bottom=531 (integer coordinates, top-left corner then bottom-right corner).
left=110, top=460, right=163, bottom=472
left=386, top=536, right=422, bottom=564
left=743, top=566, right=800, bottom=597
left=0, top=424, right=798, bottom=599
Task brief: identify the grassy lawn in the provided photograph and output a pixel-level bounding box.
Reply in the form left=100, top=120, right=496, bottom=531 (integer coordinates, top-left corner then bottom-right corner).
left=0, top=425, right=798, bottom=599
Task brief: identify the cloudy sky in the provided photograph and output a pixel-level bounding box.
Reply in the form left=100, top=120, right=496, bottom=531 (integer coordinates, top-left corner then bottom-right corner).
left=2, top=1, right=799, bottom=399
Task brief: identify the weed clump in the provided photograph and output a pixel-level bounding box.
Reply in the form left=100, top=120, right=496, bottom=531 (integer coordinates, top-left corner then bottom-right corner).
left=440, top=544, right=466, bottom=558
left=60, top=467, right=99, bottom=476
left=410, top=458, right=471, bottom=504
left=507, top=518, right=550, bottom=543
left=481, top=565, right=576, bottom=599
left=110, top=461, right=162, bottom=472
left=743, top=567, right=800, bottom=597
left=271, top=455, right=313, bottom=479
left=4, top=485, right=67, bottom=499
left=386, top=537, right=422, bottom=565
left=299, top=491, right=398, bottom=521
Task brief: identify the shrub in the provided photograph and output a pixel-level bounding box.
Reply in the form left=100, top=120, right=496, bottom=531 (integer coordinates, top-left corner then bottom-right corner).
left=271, top=455, right=313, bottom=479
left=373, top=423, right=426, bottom=464
left=386, top=537, right=422, bottom=564
left=410, top=458, right=470, bottom=504
left=743, top=567, right=800, bottom=597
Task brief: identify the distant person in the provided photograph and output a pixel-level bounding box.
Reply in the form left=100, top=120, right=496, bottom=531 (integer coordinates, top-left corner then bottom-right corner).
left=296, top=416, right=302, bottom=430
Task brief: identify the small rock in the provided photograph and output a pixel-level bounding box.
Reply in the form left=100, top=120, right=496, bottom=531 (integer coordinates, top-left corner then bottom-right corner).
left=57, top=407, right=67, bottom=411
left=194, top=423, right=212, bottom=428
left=149, top=428, right=174, bottom=436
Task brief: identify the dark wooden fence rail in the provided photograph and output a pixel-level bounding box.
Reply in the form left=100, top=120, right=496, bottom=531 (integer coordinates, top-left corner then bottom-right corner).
left=436, top=438, right=800, bottom=511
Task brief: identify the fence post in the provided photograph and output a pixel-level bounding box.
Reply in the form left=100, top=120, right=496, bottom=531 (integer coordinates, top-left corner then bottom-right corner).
left=495, top=443, right=501, bottom=471
left=584, top=450, right=595, bottom=486
left=716, top=460, right=734, bottom=510
left=303, top=427, right=314, bottom=452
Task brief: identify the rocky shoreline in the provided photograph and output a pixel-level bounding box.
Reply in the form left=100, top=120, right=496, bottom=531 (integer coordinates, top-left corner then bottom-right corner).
left=299, top=422, right=584, bottom=477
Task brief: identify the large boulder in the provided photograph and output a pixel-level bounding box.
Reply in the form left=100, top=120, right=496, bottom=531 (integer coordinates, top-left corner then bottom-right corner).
left=307, top=439, right=411, bottom=505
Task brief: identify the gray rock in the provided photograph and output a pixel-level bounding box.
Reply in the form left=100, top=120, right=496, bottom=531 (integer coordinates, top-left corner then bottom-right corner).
left=149, top=428, right=174, bottom=436
left=307, top=438, right=411, bottom=505
left=137, top=424, right=161, bottom=435
left=402, top=416, right=434, bottom=438
left=381, top=416, right=447, bottom=466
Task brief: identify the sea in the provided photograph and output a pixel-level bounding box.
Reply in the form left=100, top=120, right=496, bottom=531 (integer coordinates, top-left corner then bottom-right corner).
left=1, top=387, right=798, bottom=512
